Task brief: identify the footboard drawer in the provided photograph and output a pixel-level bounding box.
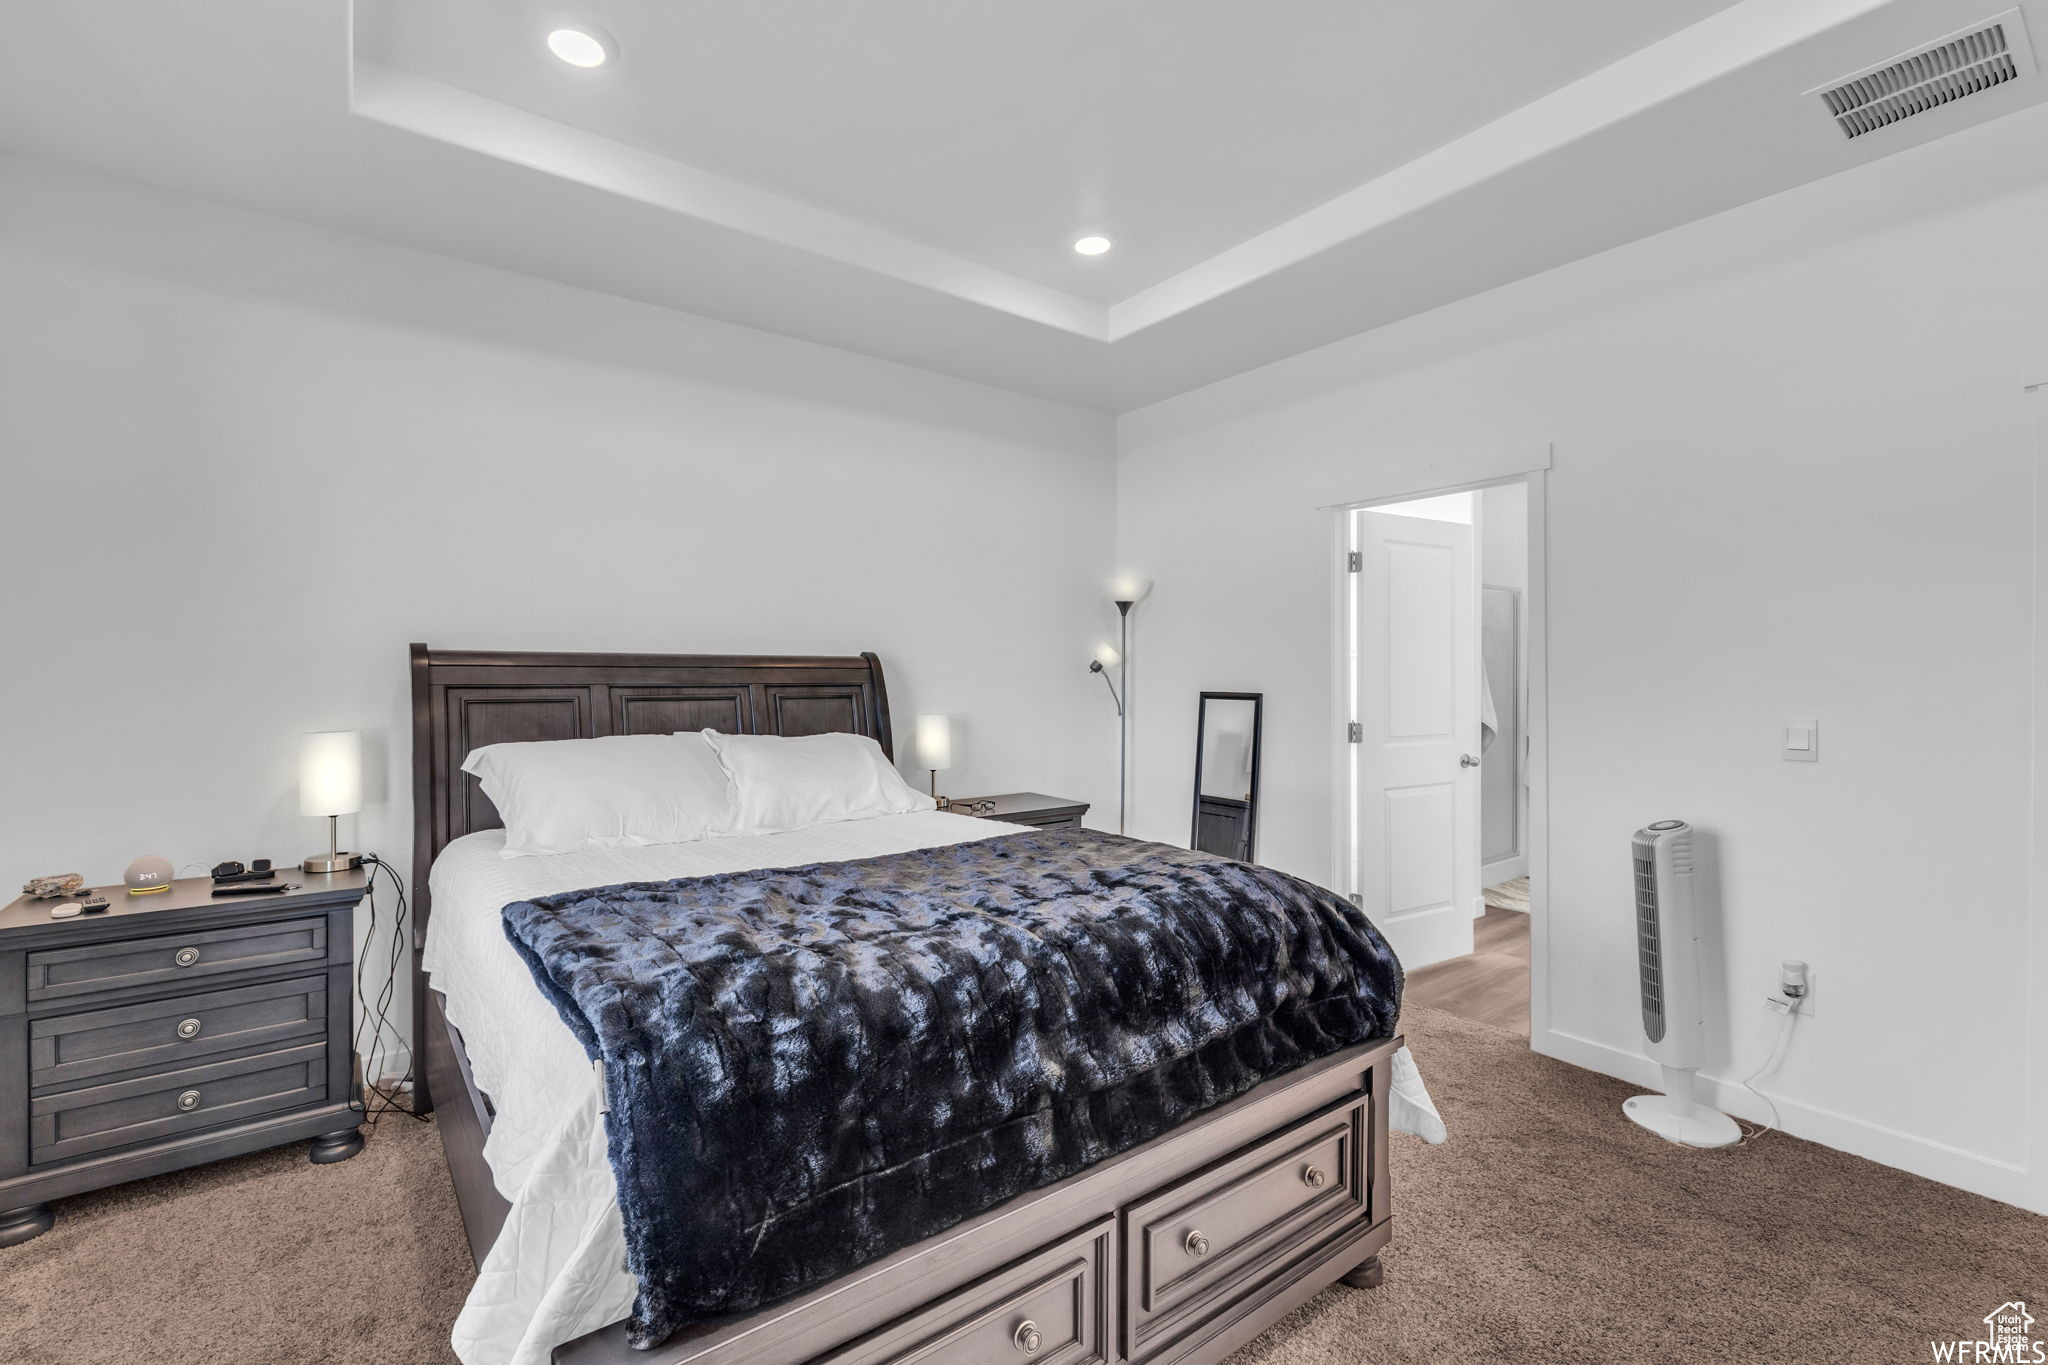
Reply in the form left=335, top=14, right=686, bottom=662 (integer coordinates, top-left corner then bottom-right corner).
left=813, top=1218, right=1113, bottom=1365
left=1123, top=1092, right=1370, bottom=1361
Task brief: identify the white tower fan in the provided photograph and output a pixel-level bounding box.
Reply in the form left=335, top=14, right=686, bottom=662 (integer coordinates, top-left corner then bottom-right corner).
left=1623, top=820, right=1741, bottom=1148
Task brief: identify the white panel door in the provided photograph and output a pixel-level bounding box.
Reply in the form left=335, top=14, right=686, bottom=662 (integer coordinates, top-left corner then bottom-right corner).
left=1354, top=510, right=1479, bottom=969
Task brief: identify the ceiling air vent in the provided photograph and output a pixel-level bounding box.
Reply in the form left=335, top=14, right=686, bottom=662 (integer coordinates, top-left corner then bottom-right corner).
left=1809, top=8, right=2037, bottom=140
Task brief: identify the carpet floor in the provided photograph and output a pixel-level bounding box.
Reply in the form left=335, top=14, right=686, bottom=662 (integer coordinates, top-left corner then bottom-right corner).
left=4, top=1006, right=2041, bottom=1364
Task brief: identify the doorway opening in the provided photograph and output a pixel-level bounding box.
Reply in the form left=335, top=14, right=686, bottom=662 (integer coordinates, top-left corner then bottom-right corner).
left=1339, top=477, right=1541, bottom=1039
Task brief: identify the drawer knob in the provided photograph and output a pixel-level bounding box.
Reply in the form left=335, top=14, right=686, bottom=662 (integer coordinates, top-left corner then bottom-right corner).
left=173, top=947, right=200, bottom=967
left=176, top=1017, right=203, bottom=1040
left=1012, top=1321, right=1043, bottom=1355
left=1302, top=1164, right=1328, bottom=1190
left=176, top=1089, right=202, bottom=1112
left=1185, top=1230, right=1211, bottom=1259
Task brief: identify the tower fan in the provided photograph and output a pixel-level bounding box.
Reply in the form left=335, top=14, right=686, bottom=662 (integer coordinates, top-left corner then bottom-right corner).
left=1623, top=820, right=1740, bottom=1148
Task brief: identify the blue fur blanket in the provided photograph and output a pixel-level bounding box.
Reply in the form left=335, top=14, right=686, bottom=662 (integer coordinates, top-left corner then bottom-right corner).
left=501, top=827, right=1403, bottom=1349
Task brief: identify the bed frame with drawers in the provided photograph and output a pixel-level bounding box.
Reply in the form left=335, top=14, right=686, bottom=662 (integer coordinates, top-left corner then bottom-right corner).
left=409, top=644, right=1396, bottom=1365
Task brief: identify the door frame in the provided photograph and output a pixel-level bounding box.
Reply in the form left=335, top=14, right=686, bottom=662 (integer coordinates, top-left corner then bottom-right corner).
left=2024, top=366, right=2048, bottom=1215
left=1321, top=444, right=1552, bottom=1041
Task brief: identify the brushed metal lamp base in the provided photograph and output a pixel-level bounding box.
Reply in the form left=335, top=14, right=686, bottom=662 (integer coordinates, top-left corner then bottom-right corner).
left=303, top=814, right=364, bottom=875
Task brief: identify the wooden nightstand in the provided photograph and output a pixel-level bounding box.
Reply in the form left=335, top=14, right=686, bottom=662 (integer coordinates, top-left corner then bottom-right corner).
left=947, top=792, right=1090, bottom=830
left=0, top=868, right=371, bottom=1247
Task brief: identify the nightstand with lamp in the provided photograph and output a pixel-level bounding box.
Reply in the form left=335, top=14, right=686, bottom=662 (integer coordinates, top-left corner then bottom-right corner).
left=915, top=711, right=1092, bottom=831
left=0, top=732, right=376, bottom=1247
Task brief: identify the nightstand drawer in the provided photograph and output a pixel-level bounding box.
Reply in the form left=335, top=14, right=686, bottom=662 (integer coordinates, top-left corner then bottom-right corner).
left=29, top=1042, right=328, bottom=1165
left=25, top=917, right=328, bottom=1003
left=30, top=975, right=329, bottom=1090
left=998, top=812, right=1084, bottom=829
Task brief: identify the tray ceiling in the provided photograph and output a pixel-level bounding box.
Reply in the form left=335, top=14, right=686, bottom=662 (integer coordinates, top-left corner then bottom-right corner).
left=2, top=0, right=2045, bottom=411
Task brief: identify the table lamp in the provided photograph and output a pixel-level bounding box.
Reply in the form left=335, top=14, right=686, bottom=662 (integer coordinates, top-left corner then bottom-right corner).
left=300, top=730, right=364, bottom=873
left=916, top=714, right=954, bottom=809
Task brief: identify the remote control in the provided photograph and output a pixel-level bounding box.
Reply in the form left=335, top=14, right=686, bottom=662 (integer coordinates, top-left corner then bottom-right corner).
left=211, top=883, right=296, bottom=898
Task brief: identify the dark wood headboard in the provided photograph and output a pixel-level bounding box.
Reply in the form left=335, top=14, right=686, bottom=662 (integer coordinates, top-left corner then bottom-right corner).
left=407, top=644, right=894, bottom=1070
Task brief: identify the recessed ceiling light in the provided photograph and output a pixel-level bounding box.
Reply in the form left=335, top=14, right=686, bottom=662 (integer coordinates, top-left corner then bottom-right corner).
left=1073, top=235, right=1113, bottom=257
left=546, top=25, right=613, bottom=68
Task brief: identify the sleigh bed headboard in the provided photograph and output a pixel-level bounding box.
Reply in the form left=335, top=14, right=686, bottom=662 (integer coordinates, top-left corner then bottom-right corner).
left=406, top=644, right=895, bottom=1058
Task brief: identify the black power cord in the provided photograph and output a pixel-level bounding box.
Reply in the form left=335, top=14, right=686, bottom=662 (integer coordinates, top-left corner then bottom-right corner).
left=355, top=854, right=428, bottom=1125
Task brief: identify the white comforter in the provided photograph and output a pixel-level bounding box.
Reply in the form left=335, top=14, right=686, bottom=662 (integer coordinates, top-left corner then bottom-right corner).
left=424, top=813, right=1445, bottom=1365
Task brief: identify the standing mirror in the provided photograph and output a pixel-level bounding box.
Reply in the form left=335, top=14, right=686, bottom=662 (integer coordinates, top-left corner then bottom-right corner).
left=1191, top=692, right=1262, bottom=861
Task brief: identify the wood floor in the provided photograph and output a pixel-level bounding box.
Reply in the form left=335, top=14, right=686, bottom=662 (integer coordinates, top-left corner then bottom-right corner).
left=1404, top=905, right=1529, bottom=1036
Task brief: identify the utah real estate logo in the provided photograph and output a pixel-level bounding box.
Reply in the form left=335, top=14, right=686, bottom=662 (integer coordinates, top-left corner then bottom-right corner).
left=1933, top=1302, right=2041, bottom=1363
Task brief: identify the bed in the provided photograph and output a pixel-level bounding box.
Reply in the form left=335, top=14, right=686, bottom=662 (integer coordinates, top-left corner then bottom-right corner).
left=408, top=645, right=1432, bottom=1365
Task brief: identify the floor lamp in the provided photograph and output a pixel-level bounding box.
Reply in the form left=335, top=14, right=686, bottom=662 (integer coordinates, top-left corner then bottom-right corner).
left=1089, top=576, right=1149, bottom=834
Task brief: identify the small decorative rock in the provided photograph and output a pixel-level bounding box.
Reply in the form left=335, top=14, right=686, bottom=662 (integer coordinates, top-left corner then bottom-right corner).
left=23, top=873, right=87, bottom=900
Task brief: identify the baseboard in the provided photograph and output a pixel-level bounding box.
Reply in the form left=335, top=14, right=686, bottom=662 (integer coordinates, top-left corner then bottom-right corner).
left=1532, top=1027, right=2042, bottom=1214
left=1481, top=854, right=1528, bottom=884
left=359, top=1042, right=416, bottom=1096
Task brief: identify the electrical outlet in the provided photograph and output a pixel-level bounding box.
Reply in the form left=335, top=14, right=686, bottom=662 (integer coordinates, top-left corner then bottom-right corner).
left=1767, top=970, right=1817, bottom=1019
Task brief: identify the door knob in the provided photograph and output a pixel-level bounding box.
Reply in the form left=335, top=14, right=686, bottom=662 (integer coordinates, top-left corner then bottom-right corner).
left=1459, top=754, right=1480, bottom=768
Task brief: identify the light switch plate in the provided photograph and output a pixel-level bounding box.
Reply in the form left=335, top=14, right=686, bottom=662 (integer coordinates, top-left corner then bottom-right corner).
left=1782, top=716, right=1818, bottom=762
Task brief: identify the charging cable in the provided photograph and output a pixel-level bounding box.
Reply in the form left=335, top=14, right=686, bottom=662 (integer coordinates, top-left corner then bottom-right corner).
left=1732, top=960, right=1808, bottom=1144
left=355, top=854, right=427, bottom=1125
left=1736, top=1004, right=1798, bottom=1141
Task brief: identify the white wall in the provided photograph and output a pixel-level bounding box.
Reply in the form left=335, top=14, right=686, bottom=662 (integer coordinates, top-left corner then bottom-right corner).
left=1479, top=483, right=1527, bottom=599
left=0, top=155, right=1118, bottom=1065
left=1116, top=112, right=2048, bottom=1212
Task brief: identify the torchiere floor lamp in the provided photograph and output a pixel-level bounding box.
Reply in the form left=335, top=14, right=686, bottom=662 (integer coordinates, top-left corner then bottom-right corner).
left=1089, top=576, right=1149, bottom=834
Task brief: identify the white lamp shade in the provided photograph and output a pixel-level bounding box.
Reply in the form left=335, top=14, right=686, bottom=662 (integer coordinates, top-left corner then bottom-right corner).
left=300, top=731, right=364, bottom=817
left=1108, top=572, right=1152, bottom=604
left=1094, top=642, right=1121, bottom=668
left=915, top=714, right=954, bottom=772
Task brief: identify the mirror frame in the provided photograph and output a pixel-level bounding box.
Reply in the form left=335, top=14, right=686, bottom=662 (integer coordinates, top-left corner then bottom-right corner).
left=1190, top=691, right=1263, bottom=862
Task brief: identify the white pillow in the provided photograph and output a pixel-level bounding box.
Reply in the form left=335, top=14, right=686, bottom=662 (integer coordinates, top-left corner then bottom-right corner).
left=461, top=733, right=736, bottom=858
left=698, top=730, right=935, bottom=833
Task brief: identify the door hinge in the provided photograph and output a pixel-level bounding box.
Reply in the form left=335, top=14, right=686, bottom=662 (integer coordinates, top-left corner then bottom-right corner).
left=1346, top=722, right=1363, bottom=743
left=1346, top=551, right=1362, bottom=572
left=1347, top=892, right=1364, bottom=908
